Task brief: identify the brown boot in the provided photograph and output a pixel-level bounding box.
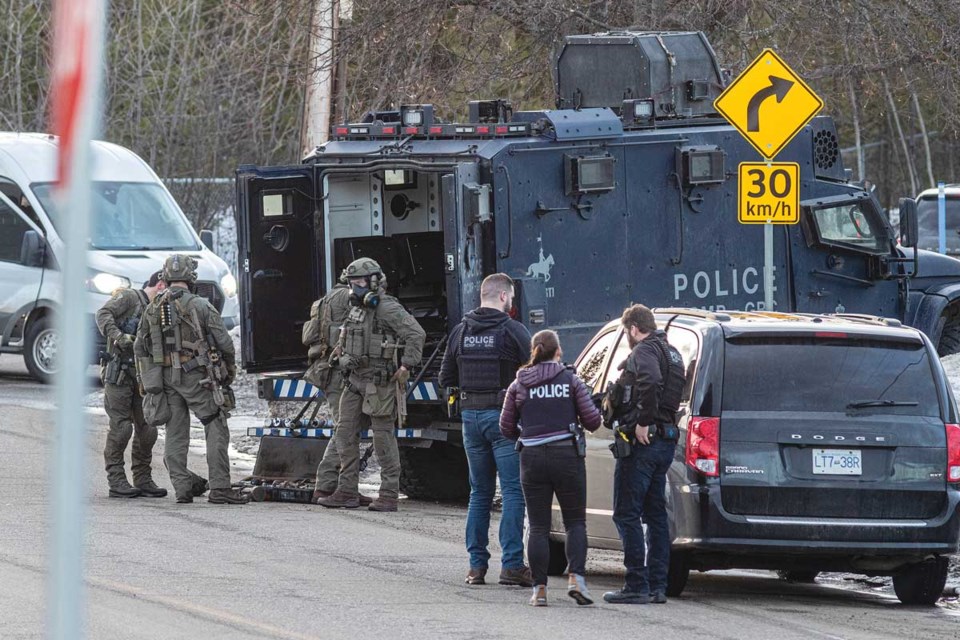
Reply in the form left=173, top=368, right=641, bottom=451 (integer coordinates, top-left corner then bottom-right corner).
left=367, top=496, right=398, bottom=512
left=465, top=567, right=487, bottom=585
left=312, top=489, right=333, bottom=504
left=316, top=490, right=360, bottom=509
left=358, top=493, right=374, bottom=507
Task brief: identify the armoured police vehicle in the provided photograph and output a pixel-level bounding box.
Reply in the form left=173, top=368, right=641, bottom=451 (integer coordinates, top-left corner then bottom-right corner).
left=237, top=31, right=960, bottom=500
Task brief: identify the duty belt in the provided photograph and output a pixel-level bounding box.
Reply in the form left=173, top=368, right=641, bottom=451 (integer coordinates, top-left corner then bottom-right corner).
left=653, top=423, right=679, bottom=440
left=459, top=390, right=502, bottom=409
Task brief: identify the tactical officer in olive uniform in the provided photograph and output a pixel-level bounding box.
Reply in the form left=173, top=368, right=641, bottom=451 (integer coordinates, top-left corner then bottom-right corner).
left=134, top=254, right=248, bottom=505
left=302, top=273, right=373, bottom=506
left=96, top=270, right=168, bottom=498
left=317, top=258, right=425, bottom=512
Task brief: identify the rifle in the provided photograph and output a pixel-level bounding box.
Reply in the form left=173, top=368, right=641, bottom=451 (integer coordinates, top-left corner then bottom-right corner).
left=189, top=307, right=227, bottom=408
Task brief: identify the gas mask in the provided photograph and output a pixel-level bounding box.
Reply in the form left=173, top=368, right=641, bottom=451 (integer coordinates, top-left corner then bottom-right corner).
left=349, top=275, right=381, bottom=308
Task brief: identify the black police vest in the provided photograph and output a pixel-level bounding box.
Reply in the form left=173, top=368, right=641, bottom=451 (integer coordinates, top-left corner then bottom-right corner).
left=519, top=368, right=578, bottom=439
left=458, top=323, right=508, bottom=393
left=653, top=336, right=686, bottom=423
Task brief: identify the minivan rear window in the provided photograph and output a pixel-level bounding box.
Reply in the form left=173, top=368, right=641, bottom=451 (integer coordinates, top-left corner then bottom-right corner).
left=722, top=337, right=939, bottom=416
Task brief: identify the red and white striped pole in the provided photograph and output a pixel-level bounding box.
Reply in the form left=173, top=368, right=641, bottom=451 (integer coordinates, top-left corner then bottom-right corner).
left=49, top=1, right=107, bottom=638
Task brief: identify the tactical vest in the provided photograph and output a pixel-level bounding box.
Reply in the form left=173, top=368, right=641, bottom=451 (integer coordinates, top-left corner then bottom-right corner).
left=335, top=304, right=399, bottom=371
left=147, top=288, right=207, bottom=364
left=458, top=323, right=508, bottom=393
left=652, top=335, right=686, bottom=424
left=518, top=367, right=578, bottom=439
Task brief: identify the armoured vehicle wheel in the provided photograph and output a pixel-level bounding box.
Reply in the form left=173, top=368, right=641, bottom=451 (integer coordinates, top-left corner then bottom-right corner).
left=546, top=537, right=567, bottom=576
left=893, top=557, right=948, bottom=605
left=24, top=316, right=58, bottom=384
left=398, top=442, right=469, bottom=502
left=937, top=305, right=960, bottom=356
left=665, top=551, right=690, bottom=597
left=776, top=570, right=819, bottom=583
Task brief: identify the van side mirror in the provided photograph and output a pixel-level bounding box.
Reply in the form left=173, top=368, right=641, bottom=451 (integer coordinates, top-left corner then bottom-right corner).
left=898, top=197, right=918, bottom=248
left=20, top=230, right=45, bottom=268
left=200, top=229, right=215, bottom=251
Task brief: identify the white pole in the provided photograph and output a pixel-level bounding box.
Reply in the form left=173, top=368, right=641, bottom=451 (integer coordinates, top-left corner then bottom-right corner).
left=48, top=1, right=107, bottom=638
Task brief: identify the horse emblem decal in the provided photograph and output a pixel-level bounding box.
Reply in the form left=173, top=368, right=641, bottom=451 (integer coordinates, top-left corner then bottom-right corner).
left=526, top=235, right=555, bottom=282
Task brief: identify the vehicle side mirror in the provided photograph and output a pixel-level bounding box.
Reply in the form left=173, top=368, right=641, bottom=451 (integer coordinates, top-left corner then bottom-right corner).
left=19, top=230, right=45, bottom=268
left=200, top=229, right=215, bottom=251
left=898, top=197, right=918, bottom=248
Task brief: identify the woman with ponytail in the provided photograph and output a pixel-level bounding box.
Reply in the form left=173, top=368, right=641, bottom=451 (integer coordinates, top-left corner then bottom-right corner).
left=500, top=330, right=602, bottom=607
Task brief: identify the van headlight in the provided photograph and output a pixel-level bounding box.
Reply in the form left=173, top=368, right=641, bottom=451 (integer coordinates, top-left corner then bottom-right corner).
left=220, top=272, right=238, bottom=298
left=87, top=271, right=131, bottom=294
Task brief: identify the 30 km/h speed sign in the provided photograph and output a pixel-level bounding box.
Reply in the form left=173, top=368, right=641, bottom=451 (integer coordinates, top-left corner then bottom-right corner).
left=738, top=162, right=799, bottom=224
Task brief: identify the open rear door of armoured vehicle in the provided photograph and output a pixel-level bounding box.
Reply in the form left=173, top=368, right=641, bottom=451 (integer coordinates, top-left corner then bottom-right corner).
left=237, top=164, right=322, bottom=373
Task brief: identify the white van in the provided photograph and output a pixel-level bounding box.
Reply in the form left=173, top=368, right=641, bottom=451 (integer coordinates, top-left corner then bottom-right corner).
left=0, top=133, right=239, bottom=382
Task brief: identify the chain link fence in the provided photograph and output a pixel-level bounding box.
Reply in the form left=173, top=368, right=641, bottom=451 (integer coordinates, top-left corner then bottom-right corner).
left=163, top=178, right=239, bottom=276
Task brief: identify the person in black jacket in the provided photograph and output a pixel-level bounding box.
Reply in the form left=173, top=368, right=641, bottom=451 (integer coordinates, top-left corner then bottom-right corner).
left=439, top=273, right=533, bottom=587
left=603, top=304, right=683, bottom=605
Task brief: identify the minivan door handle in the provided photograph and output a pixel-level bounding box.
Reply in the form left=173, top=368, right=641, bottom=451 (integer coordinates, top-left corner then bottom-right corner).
left=253, top=268, right=283, bottom=280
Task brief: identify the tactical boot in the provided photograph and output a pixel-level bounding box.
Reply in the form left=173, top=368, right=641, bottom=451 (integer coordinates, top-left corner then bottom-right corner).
left=499, top=566, right=534, bottom=587
left=465, top=567, right=487, bottom=585
left=190, top=475, right=209, bottom=497
left=567, top=574, right=594, bottom=606
left=108, top=479, right=141, bottom=499
left=175, top=494, right=193, bottom=504
left=358, top=493, right=374, bottom=507
left=529, top=585, right=548, bottom=607
left=207, top=488, right=250, bottom=505
left=367, top=496, right=398, bottom=512
left=312, top=489, right=333, bottom=504
left=651, top=591, right=668, bottom=604
left=316, top=490, right=360, bottom=509
left=135, top=480, right=168, bottom=498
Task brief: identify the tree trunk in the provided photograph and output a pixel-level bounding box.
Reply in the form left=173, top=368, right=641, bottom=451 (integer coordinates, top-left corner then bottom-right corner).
left=301, top=0, right=338, bottom=156
left=882, top=72, right=918, bottom=196
left=912, top=90, right=936, bottom=189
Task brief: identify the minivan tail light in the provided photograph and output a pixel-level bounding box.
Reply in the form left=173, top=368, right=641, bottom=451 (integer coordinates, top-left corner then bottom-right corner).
left=686, top=417, right=720, bottom=477
left=946, top=423, right=960, bottom=482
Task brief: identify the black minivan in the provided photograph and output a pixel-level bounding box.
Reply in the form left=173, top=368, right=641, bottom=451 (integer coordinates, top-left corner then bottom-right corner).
left=557, top=309, right=960, bottom=605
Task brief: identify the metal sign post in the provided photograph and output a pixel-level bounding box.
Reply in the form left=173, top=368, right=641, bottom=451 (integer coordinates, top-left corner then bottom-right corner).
left=764, top=220, right=774, bottom=310
left=938, top=181, right=946, bottom=255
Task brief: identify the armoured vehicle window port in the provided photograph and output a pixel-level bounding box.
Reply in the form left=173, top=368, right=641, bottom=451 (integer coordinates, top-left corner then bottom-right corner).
left=237, top=31, right=960, bottom=502
left=565, top=309, right=960, bottom=606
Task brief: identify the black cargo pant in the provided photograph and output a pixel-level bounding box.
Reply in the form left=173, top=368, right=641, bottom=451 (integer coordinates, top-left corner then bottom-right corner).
left=519, top=439, right=587, bottom=586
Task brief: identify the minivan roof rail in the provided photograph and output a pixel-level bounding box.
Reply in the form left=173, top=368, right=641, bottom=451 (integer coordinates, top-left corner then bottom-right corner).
left=653, top=307, right=732, bottom=322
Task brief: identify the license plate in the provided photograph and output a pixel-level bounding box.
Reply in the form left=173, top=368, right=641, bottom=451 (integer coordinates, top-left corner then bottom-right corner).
left=812, top=448, right=862, bottom=475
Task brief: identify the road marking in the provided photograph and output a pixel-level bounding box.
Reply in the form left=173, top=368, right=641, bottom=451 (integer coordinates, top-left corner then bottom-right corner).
left=0, top=548, right=316, bottom=640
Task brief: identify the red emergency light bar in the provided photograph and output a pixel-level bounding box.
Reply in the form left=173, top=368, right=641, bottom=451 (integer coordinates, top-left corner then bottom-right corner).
left=331, top=121, right=531, bottom=140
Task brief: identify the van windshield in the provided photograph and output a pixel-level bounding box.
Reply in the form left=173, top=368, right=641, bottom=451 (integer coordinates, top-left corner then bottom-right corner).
left=32, top=182, right=199, bottom=250
left=722, top=336, right=940, bottom=416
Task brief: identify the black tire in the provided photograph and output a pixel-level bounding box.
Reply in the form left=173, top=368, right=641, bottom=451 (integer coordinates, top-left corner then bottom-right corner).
left=23, top=315, right=58, bottom=384
left=398, top=442, right=470, bottom=502
left=937, top=306, right=960, bottom=356
left=666, top=550, right=690, bottom=597
left=546, top=537, right=568, bottom=576
left=893, top=557, right=948, bottom=605
left=777, top=570, right=819, bottom=583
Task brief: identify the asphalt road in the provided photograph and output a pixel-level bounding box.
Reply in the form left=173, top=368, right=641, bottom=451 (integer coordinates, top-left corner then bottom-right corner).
left=0, top=353, right=957, bottom=639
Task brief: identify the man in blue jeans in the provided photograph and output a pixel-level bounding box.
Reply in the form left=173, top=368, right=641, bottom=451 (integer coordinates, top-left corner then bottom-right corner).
left=604, top=304, right=685, bottom=604
left=439, top=273, right=533, bottom=587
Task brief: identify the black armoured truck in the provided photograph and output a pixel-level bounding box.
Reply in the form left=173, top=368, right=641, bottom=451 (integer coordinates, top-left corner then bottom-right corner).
left=236, top=31, right=960, bottom=501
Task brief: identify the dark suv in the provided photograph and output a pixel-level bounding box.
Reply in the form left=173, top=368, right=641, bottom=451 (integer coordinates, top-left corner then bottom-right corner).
left=558, top=309, right=960, bottom=605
